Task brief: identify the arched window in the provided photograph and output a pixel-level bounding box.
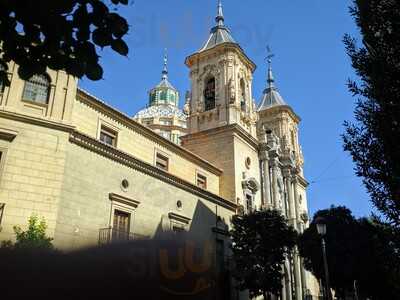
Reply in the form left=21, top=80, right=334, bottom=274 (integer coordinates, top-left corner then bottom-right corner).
left=22, top=74, right=50, bottom=104
left=240, top=79, right=246, bottom=112
left=204, top=77, right=216, bottom=111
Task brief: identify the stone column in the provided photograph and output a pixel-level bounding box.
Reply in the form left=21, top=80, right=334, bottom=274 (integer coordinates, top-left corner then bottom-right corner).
left=292, top=177, right=301, bottom=231
left=283, top=168, right=295, bottom=225
left=269, top=158, right=279, bottom=209
left=260, top=144, right=272, bottom=209
left=293, top=248, right=303, bottom=300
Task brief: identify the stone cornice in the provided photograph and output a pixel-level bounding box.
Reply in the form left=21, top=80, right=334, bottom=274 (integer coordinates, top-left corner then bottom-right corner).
left=0, top=109, right=75, bottom=133
left=76, top=89, right=222, bottom=176
left=258, top=105, right=301, bottom=124
left=109, top=193, right=140, bottom=208
left=69, top=130, right=237, bottom=212
left=185, top=43, right=257, bottom=73
left=295, top=175, right=309, bottom=188
left=168, top=212, right=191, bottom=224
left=182, top=124, right=259, bottom=150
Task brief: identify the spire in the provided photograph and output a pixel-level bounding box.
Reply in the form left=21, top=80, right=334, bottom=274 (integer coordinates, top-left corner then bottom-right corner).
left=266, top=46, right=275, bottom=90
left=258, top=46, right=287, bottom=111
left=216, top=0, right=224, bottom=26
left=162, top=48, right=168, bottom=80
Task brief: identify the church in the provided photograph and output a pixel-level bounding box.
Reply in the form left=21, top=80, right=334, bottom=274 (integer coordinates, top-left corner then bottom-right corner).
left=0, top=1, right=320, bottom=299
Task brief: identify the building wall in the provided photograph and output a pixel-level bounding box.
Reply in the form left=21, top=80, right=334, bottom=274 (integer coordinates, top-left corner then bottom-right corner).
left=72, top=93, right=221, bottom=195
left=54, top=139, right=234, bottom=250
left=233, top=134, right=261, bottom=209
left=0, top=62, right=77, bottom=124
left=0, top=118, right=70, bottom=242
left=182, top=130, right=236, bottom=201
left=182, top=125, right=261, bottom=208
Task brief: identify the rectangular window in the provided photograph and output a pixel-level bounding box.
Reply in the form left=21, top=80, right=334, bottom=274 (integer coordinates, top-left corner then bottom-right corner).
left=159, top=130, right=171, bottom=140
left=171, top=221, right=185, bottom=234
left=112, top=210, right=131, bottom=241
left=160, top=119, right=173, bottom=126
left=246, top=194, right=253, bottom=213
left=197, top=173, right=207, bottom=189
left=100, top=126, right=117, bottom=147
left=156, top=152, right=169, bottom=171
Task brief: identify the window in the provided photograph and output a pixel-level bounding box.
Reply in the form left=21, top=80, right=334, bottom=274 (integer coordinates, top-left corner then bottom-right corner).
left=171, top=221, right=185, bottom=234
left=204, top=77, right=216, bottom=111
left=112, top=210, right=131, bottom=241
left=100, top=126, right=117, bottom=147
left=22, top=74, right=50, bottom=104
left=240, top=79, right=246, bottom=112
left=156, top=152, right=169, bottom=171
left=160, top=119, right=173, bottom=126
left=159, top=130, right=171, bottom=140
left=0, top=203, right=5, bottom=228
left=197, top=173, right=207, bottom=189
left=246, top=193, right=253, bottom=213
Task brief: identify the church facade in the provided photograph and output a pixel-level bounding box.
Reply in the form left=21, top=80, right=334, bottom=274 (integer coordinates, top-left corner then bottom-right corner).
left=0, top=1, right=320, bottom=299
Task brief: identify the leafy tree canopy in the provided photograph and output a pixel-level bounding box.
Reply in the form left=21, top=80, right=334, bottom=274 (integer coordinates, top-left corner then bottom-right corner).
left=298, top=206, right=400, bottom=299
left=343, top=0, right=400, bottom=227
left=230, top=209, right=297, bottom=299
left=12, top=215, right=54, bottom=250
left=0, top=0, right=131, bottom=85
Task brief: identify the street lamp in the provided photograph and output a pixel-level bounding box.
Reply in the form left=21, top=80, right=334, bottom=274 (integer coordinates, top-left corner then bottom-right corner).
left=315, top=217, right=332, bottom=300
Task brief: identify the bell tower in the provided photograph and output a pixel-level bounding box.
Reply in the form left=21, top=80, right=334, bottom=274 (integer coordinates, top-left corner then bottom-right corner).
left=184, top=0, right=257, bottom=138
left=182, top=1, right=261, bottom=209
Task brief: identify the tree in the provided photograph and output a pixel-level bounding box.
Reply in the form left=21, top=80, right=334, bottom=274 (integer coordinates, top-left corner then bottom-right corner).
left=298, top=206, right=400, bottom=299
left=343, top=0, right=400, bottom=227
left=230, top=209, right=298, bottom=299
left=0, top=0, right=131, bottom=85
left=12, top=215, right=54, bottom=250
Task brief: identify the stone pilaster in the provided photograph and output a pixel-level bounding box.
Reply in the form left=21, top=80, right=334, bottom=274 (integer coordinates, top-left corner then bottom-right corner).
left=283, top=168, right=295, bottom=224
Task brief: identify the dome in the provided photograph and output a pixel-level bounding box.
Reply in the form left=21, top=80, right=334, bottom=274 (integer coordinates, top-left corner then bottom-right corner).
left=135, top=104, right=187, bottom=121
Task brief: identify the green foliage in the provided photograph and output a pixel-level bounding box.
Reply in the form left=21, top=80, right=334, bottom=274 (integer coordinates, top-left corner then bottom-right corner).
left=0, top=0, right=131, bottom=84
left=298, top=206, right=400, bottom=299
left=12, top=215, right=54, bottom=250
left=343, top=0, right=400, bottom=227
left=230, top=209, right=298, bottom=299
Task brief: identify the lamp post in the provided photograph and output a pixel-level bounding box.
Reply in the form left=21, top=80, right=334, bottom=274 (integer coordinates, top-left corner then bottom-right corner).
left=315, top=217, right=332, bottom=300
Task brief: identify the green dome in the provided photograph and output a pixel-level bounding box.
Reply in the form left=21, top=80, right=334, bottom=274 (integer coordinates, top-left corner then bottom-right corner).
left=148, top=50, right=179, bottom=107
left=149, top=80, right=179, bottom=107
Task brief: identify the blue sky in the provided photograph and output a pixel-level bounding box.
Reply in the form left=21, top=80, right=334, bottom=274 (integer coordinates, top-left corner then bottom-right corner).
left=79, top=0, right=373, bottom=217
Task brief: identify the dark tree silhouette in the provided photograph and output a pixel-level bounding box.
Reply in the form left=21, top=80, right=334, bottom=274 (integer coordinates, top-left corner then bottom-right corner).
left=230, top=209, right=297, bottom=299
left=298, top=206, right=400, bottom=299
left=0, top=0, right=131, bottom=84
left=343, top=0, right=400, bottom=227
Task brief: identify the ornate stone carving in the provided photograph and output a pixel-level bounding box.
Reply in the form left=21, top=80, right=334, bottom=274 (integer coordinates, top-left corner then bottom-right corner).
left=228, top=78, right=236, bottom=104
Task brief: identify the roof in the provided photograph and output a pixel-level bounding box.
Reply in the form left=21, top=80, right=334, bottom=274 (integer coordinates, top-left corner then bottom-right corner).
left=135, top=104, right=187, bottom=120
left=199, top=25, right=237, bottom=52
left=153, top=78, right=177, bottom=91
left=258, top=65, right=287, bottom=111
left=198, top=0, right=238, bottom=52
left=76, top=88, right=223, bottom=175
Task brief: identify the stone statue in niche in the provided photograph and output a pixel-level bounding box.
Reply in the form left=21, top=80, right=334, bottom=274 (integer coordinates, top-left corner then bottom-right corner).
left=276, top=170, right=284, bottom=210
left=228, top=78, right=236, bottom=104
left=184, top=91, right=191, bottom=115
